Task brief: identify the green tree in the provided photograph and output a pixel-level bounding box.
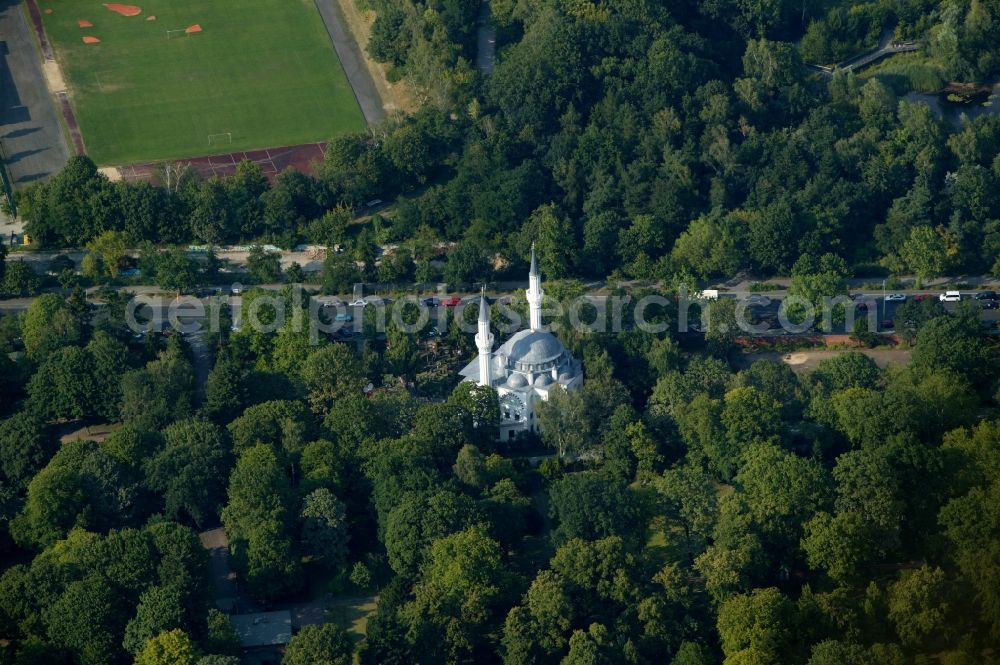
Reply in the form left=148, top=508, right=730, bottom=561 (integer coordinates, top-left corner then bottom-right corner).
left=444, top=242, right=488, bottom=285
left=121, top=342, right=196, bottom=430
left=912, top=311, right=993, bottom=386
left=43, top=574, right=124, bottom=665
left=247, top=245, right=282, bottom=283
left=535, top=385, right=588, bottom=459
left=222, top=444, right=300, bottom=599
left=899, top=225, right=956, bottom=281
left=321, top=252, right=359, bottom=294
left=548, top=473, right=642, bottom=545
left=384, top=489, right=481, bottom=578
left=84, top=230, right=129, bottom=279
left=123, top=584, right=188, bottom=654
left=717, top=587, right=797, bottom=664
left=532, top=204, right=575, bottom=278
left=0, top=412, right=53, bottom=491
left=307, top=206, right=352, bottom=248
left=22, top=293, right=80, bottom=360
left=227, top=399, right=315, bottom=456
left=145, top=419, right=230, bottom=527
left=86, top=331, right=128, bottom=420
left=2, top=260, right=42, bottom=296
left=887, top=565, right=959, bottom=650
left=301, top=344, right=365, bottom=415
left=655, top=465, right=719, bottom=562
left=155, top=249, right=199, bottom=294
left=401, top=526, right=506, bottom=663
left=299, top=488, right=350, bottom=570
left=282, top=623, right=353, bottom=665
left=203, top=354, right=249, bottom=422
left=135, top=629, right=200, bottom=665
left=722, top=386, right=783, bottom=449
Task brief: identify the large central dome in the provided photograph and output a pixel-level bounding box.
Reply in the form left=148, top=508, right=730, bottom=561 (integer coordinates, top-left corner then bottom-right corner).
left=500, top=329, right=566, bottom=366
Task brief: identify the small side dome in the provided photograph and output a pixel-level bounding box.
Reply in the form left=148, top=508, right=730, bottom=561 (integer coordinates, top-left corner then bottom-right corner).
left=507, top=373, right=528, bottom=388
left=534, top=374, right=553, bottom=387
left=558, top=372, right=574, bottom=383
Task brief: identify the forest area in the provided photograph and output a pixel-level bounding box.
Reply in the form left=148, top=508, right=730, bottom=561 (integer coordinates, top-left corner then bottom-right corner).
left=2, top=0, right=1000, bottom=663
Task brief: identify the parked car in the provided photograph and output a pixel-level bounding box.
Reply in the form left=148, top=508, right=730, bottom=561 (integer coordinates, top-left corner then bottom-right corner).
left=975, top=290, right=998, bottom=300
left=981, top=300, right=999, bottom=310
left=319, top=299, right=341, bottom=308
left=884, top=293, right=906, bottom=302
left=745, top=294, right=770, bottom=307
left=349, top=299, right=368, bottom=307
left=335, top=313, right=354, bottom=322
left=422, top=297, right=441, bottom=307
left=939, top=291, right=962, bottom=302
left=912, top=293, right=931, bottom=301
left=882, top=319, right=895, bottom=329
left=441, top=296, right=462, bottom=307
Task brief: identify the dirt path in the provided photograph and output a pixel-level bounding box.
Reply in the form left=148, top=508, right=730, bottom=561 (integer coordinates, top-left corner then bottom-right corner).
left=312, top=0, right=386, bottom=125
left=329, top=0, right=415, bottom=115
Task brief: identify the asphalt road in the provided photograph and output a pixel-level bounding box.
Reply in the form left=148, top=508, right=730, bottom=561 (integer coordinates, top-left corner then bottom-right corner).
left=4, top=290, right=997, bottom=341
left=0, top=0, right=69, bottom=190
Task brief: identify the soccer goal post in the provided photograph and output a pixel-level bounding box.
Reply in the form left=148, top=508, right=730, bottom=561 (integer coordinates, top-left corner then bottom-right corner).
left=207, top=132, right=233, bottom=146
left=166, top=28, right=189, bottom=39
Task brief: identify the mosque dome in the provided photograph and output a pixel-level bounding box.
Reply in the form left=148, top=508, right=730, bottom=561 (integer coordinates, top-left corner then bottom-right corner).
left=507, top=373, right=528, bottom=388
left=502, top=330, right=566, bottom=368
left=534, top=373, right=553, bottom=387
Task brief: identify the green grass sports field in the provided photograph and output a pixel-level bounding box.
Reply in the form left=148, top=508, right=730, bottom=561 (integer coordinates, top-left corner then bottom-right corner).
left=40, top=0, right=366, bottom=165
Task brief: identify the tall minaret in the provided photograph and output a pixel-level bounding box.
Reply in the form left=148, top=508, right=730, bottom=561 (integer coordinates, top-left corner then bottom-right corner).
left=475, top=287, right=494, bottom=387
left=526, top=244, right=544, bottom=331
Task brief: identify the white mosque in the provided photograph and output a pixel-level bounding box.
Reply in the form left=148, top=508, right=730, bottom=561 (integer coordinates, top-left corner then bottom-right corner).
left=460, top=246, right=584, bottom=440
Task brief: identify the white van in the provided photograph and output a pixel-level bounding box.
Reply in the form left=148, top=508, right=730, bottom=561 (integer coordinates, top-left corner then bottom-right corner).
left=939, top=291, right=962, bottom=302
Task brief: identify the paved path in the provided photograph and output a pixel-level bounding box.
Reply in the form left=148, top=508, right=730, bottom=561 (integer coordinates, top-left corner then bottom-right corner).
left=807, top=28, right=919, bottom=76
left=476, top=0, right=495, bottom=74
left=313, top=0, right=385, bottom=125
left=0, top=0, right=69, bottom=188
left=200, top=527, right=261, bottom=615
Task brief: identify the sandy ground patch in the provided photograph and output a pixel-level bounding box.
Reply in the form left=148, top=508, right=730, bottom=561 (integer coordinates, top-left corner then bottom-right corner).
left=60, top=422, right=122, bottom=443
left=741, top=348, right=913, bottom=373
left=98, top=166, right=121, bottom=181
left=42, top=60, right=67, bottom=92
left=783, top=352, right=810, bottom=365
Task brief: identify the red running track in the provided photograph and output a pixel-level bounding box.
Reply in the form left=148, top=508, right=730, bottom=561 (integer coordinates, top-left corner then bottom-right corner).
left=116, top=142, right=327, bottom=182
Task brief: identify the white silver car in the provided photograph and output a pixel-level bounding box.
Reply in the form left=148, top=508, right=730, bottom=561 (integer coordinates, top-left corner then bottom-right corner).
left=884, top=293, right=907, bottom=302
left=939, top=291, right=962, bottom=302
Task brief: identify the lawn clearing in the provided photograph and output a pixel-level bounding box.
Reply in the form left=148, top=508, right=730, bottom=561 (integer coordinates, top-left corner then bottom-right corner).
left=40, top=0, right=366, bottom=165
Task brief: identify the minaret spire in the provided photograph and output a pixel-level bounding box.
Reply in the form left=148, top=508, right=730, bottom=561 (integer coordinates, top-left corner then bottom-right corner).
left=475, top=287, right=494, bottom=387
left=526, top=244, right=544, bottom=331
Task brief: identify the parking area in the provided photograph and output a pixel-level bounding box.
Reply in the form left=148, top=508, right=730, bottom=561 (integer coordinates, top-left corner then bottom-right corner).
left=0, top=0, right=70, bottom=190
